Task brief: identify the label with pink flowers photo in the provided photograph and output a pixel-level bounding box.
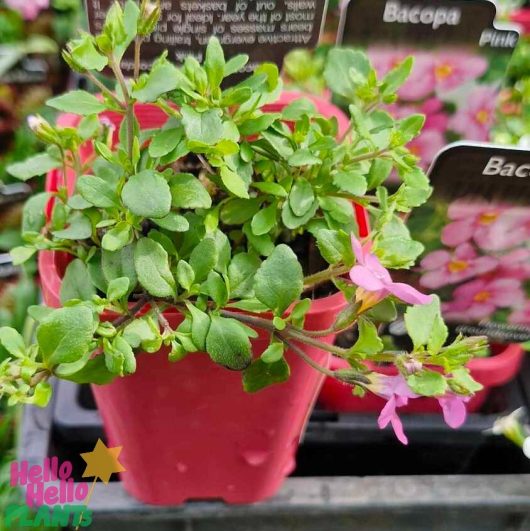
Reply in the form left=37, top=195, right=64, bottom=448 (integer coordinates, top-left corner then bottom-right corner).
left=338, top=0, right=519, bottom=169
left=406, top=143, right=530, bottom=342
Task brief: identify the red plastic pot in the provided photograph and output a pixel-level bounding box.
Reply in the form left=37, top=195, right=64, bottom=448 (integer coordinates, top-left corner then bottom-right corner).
left=38, top=92, right=362, bottom=504
left=319, top=344, right=525, bottom=415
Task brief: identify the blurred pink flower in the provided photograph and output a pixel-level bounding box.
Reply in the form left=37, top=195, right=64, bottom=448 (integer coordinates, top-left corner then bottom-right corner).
left=509, top=302, right=530, bottom=326
left=370, top=374, right=418, bottom=445
left=349, top=235, right=432, bottom=306
left=443, top=278, right=525, bottom=322
left=4, top=0, right=49, bottom=20
left=472, top=209, right=530, bottom=252
left=449, top=85, right=498, bottom=141
left=420, top=243, right=498, bottom=289
left=422, top=98, right=449, bottom=132
left=441, top=200, right=506, bottom=248
left=498, top=248, right=530, bottom=281
left=432, top=53, right=488, bottom=92
left=438, top=394, right=469, bottom=428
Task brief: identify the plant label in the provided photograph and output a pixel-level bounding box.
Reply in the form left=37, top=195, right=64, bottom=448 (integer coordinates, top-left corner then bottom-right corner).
left=85, top=0, right=329, bottom=78
left=405, top=142, right=530, bottom=343
left=338, top=0, right=519, bottom=169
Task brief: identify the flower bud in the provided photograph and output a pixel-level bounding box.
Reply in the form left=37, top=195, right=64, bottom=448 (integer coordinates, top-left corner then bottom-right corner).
left=61, top=50, right=86, bottom=74
left=27, top=115, right=59, bottom=144
left=138, top=0, right=161, bottom=37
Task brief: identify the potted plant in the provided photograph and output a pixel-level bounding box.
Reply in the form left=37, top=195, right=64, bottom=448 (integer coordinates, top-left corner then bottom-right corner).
left=0, top=0, right=487, bottom=505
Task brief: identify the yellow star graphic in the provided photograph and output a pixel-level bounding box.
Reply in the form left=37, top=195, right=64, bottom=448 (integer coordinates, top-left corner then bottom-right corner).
left=80, top=439, right=126, bottom=484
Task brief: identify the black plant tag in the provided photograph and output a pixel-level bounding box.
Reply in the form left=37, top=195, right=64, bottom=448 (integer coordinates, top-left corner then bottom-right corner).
left=338, top=0, right=518, bottom=170
left=0, top=254, right=19, bottom=280
left=85, top=0, right=328, bottom=80
left=406, top=143, right=530, bottom=343
left=0, top=183, right=32, bottom=207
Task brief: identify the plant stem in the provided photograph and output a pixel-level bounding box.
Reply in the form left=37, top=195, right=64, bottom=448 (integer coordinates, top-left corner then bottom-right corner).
left=113, top=294, right=150, bottom=329
left=134, top=37, right=143, bottom=80
left=84, top=71, right=124, bottom=108
left=303, top=264, right=350, bottom=291
left=349, top=148, right=389, bottom=164
left=277, top=336, right=336, bottom=378
left=197, top=154, right=215, bottom=175
left=151, top=300, right=172, bottom=334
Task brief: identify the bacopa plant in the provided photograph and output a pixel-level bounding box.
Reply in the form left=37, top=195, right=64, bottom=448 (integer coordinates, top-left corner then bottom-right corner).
left=0, top=1, right=487, bottom=442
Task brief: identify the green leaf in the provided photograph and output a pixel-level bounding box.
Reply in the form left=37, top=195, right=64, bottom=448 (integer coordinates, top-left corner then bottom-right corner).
left=204, top=36, right=225, bottom=89
left=281, top=198, right=318, bottom=230
left=351, top=318, right=383, bottom=356
left=170, top=173, right=212, bottom=209
left=324, top=48, right=370, bottom=99
left=203, top=271, right=229, bottom=307
left=333, top=172, right=367, bottom=196
left=114, top=336, right=136, bottom=375
left=37, top=305, right=95, bottom=366
left=22, top=193, right=49, bottom=234
left=186, top=303, right=211, bottom=351
left=315, top=229, right=354, bottom=266
left=0, top=327, right=26, bottom=358
left=220, top=166, right=249, bottom=199
left=252, top=182, right=287, bottom=197
left=61, top=355, right=115, bottom=385
left=152, top=212, right=189, bottom=232
left=181, top=105, right=224, bottom=145
left=397, top=114, right=425, bottom=143
left=149, top=127, right=183, bottom=158
left=47, top=91, right=106, bottom=115
left=123, top=318, right=161, bottom=352
left=122, top=170, right=171, bottom=219
left=68, top=33, right=108, bottom=71
left=206, top=316, right=252, bottom=370
left=176, top=260, right=195, bottom=290
left=189, top=238, right=218, bottom=282
left=221, top=198, right=261, bottom=225
left=52, top=213, right=92, bottom=240
left=404, top=296, right=447, bottom=353
left=224, top=53, right=249, bottom=76
left=10, top=246, right=37, bottom=265
left=407, top=370, right=448, bottom=397
left=77, top=175, right=119, bottom=208
left=102, top=222, right=132, bottom=252
left=367, top=159, right=393, bottom=189
left=32, top=382, right=52, bottom=407
left=7, top=153, right=61, bottom=181
left=107, top=277, right=130, bottom=301
left=288, top=150, right=321, bottom=167
left=254, top=244, right=303, bottom=315
left=289, top=179, right=315, bottom=217
left=382, top=56, right=413, bottom=94
left=251, top=202, right=277, bottom=236
left=101, top=244, right=136, bottom=291
left=228, top=253, right=261, bottom=299
left=60, top=259, right=96, bottom=303
left=134, top=238, right=175, bottom=298
left=450, top=368, right=483, bottom=394
left=133, top=61, right=186, bottom=102
left=243, top=358, right=290, bottom=392
left=261, top=342, right=284, bottom=364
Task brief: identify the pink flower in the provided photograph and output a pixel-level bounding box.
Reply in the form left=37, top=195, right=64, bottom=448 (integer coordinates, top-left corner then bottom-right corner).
left=438, top=394, right=469, bottom=428
left=4, top=0, right=49, bottom=20
left=441, top=200, right=506, bottom=248
left=472, top=209, right=530, bottom=252
left=448, top=85, right=498, bottom=141
left=498, top=248, right=530, bottom=281
left=422, top=98, right=449, bottom=132
left=432, top=53, right=488, bottom=92
left=370, top=374, right=418, bottom=445
left=443, top=278, right=525, bottom=322
left=419, top=243, right=498, bottom=289
left=509, top=302, right=530, bottom=326
left=349, top=235, right=432, bottom=306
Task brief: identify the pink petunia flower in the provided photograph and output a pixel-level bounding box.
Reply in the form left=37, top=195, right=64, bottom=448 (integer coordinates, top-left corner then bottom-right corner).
left=443, top=278, right=525, bottom=322
left=441, top=200, right=506, bottom=248
left=349, top=235, right=432, bottom=306
left=448, top=85, right=498, bottom=141
left=509, top=302, right=530, bottom=326
left=370, top=374, right=418, bottom=445
left=432, top=53, right=488, bottom=92
left=419, top=243, right=498, bottom=289
left=4, top=0, right=49, bottom=20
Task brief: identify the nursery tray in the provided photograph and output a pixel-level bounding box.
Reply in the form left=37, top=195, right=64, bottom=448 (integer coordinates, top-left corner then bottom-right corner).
left=18, top=358, right=530, bottom=531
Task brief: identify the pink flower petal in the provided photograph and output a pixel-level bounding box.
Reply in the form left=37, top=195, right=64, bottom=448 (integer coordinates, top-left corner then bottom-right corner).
left=438, top=394, right=468, bottom=429
left=387, top=282, right=433, bottom=305
left=350, top=235, right=364, bottom=264
left=421, top=250, right=450, bottom=270
left=349, top=266, right=386, bottom=292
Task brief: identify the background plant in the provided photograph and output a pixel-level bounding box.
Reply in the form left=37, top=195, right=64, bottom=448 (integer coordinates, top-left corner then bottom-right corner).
left=0, top=1, right=487, bottom=442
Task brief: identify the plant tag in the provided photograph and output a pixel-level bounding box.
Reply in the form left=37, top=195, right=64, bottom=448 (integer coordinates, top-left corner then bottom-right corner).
left=406, top=142, right=530, bottom=344
left=0, top=183, right=32, bottom=207
left=85, top=0, right=328, bottom=79
left=338, top=0, right=519, bottom=169
left=0, top=253, right=19, bottom=280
